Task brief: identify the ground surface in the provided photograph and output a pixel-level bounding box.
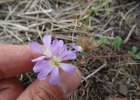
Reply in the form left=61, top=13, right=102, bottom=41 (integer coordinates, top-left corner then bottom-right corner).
left=0, top=0, right=140, bottom=100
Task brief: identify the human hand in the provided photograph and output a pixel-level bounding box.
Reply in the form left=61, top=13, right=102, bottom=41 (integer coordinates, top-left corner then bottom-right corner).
left=0, top=45, right=81, bottom=100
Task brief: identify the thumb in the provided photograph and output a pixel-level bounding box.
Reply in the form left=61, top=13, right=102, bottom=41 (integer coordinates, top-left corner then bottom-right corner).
left=17, top=68, right=81, bottom=100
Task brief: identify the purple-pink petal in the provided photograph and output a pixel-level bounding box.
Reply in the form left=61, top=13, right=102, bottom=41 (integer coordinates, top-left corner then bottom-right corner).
left=51, top=40, right=59, bottom=56
left=60, top=63, right=76, bottom=75
left=31, top=56, right=47, bottom=62
left=58, top=45, right=67, bottom=59
left=61, top=51, right=76, bottom=60
left=43, top=35, right=51, bottom=50
left=52, top=39, right=58, bottom=43
left=30, top=42, right=44, bottom=53
left=72, top=43, right=77, bottom=49
left=49, top=67, right=60, bottom=85
left=72, top=43, right=83, bottom=52
left=37, top=65, right=53, bottom=80
left=58, top=40, right=64, bottom=49
left=33, top=60, right=50, bottom=73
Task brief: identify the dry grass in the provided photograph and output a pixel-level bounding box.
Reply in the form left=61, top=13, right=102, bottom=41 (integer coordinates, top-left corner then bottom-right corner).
left=0, top=0, right=140, bottom=100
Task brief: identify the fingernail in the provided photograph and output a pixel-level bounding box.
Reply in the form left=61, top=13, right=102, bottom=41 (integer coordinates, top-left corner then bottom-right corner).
left=58, top=68, right=81, bottom=99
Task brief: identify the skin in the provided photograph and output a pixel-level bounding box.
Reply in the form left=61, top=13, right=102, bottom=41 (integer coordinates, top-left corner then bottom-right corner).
left=0, top=45, right=81, bottom=100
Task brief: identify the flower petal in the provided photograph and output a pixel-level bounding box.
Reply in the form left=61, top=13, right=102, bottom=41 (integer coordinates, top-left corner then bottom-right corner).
left=58, top=45, right=67, bottom=59
left=43, top=35, right=51, bottom=49
left=72, top=43, right=83, bottom=52
left=33, top=60, right=50, bottom=73
left=37, top=65, right=53, bottom=80
left=60, top=63, right=76, bottom=75
left=51, top=40, right=65, bottom=56
left=71, top=43, right=77, bottom=49
left=31, top=56, right=47, bottom=62
left=51, top=40, right=59, bottom=56
left=61, top=51, right=76, bottom=60
left=30, top=42, right=44, bottom=53
left=58, top=40, right=64, bottom=49
left=49, top=67, right=60, bottom=85
left=52, top=40, right=58, bottom=44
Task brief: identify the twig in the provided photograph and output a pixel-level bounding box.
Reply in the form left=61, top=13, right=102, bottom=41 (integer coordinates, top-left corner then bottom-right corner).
left=0, top=0, right=15, bottom=4
left=111, top=68, right=121, bottom=87
left=79, top=0, right=95, bottom=19
left=81, top=61, right=107, bottom=83
left=120, top=4, right=139, bottom=27
left=25, top=73, right=33, bottom=82
left=0, top=25, right=23, bottom=42
left=123, top=25, right=136, bottom=44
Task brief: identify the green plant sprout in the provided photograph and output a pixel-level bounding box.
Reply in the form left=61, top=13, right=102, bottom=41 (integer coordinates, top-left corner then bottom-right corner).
left=102, top=0, right=110, bottom=16
left=94, top=39, right=100, bottom=44
left=93, top=0, right=111, bottom=16
left=128, top=46, right=140, bottom=59
left=84, top=0, right=111, bottom=24
left=100, top=36, right=110, bottom=45
left=71, top=60, right=80, bottom=66
left=113, top=36, right=122, bottom=49
left=75, top=35, right=139, bottom=61
left=82, top=52, right=89, bottom=57
left=131, top=46, right=137, bottom=53
left=85, top=7, right=93, bottom=24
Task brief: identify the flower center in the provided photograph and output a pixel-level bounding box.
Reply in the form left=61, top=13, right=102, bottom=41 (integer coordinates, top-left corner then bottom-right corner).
left=50, top=56, right=61, bottom=67
left=43, top=48, right=51, bottom=57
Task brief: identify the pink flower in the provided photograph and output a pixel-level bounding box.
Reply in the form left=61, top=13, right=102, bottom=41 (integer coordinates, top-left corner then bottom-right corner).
left=30, top=35, right=76, bottom=85
left=72, top=43, right=83, bottom=52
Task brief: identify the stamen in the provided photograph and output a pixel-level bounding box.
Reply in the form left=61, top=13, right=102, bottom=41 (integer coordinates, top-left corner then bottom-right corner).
left=50, top=56, right=61, bottom=67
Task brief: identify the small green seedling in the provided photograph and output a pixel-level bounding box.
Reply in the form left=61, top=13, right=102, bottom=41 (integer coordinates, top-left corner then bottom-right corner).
left=82, top=52, right=89, bottom=57
left=128, top=46, right=140, bottom=59
left=131, top=46, right=137, bottom=54
left=94, top=39, right=99, bottom=44
left=102, top=0, right=110, bottom=16
left=100, top=36, right=110, bottom=45
left=85, top=7, right=93, bottom=24
left=71, top=60, right=79, bottom=66
left=113, top=36, right=122, bottom=49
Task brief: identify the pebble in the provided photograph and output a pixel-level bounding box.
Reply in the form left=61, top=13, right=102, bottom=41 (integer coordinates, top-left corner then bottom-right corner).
left=119, top=84, right=129, bottom=96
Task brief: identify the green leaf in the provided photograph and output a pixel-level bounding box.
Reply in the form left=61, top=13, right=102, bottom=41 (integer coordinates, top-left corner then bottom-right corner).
left=135, top=55, right=140, bottom=59
left=100, top=37, right=110, bottom=45
left=84, top=8, right=93, bottom=24
left=94, top=39, right=100, bottom=44
left=71, top=60, right=79, bottom=66
left=132, top=46, right=137, bottom=53
left=128, top=51, right=140, bottom=59
left=128, top=51, right=134, bottom=56
left=82, top=52, right=89, bottom=57
left=138, top=52, right=140, bottom=56
left=114, top=36, right=122, bottom=49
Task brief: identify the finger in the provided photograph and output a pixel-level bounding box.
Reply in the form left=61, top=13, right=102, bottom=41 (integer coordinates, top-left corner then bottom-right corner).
left=17, top=68, right=81, bottom=100
left=0, top=45, right=39, bottom=79
left=0, top=77, right=24, bottom=100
